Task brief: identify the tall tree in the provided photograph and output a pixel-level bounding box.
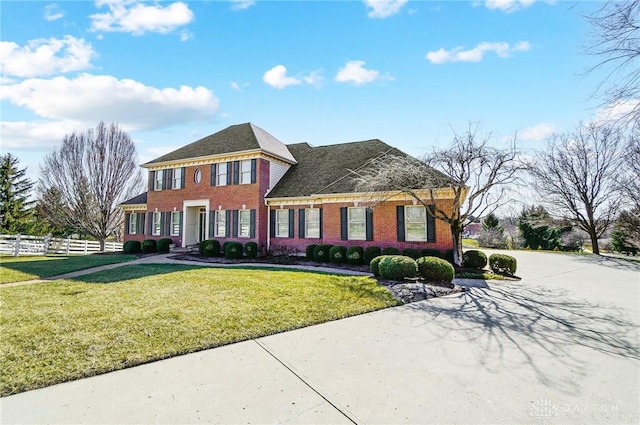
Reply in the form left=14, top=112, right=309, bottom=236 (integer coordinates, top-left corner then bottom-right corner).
left=528, top=123, right=624, bottom=255
left=39, top=122, right=143, bottom=250
left=352, top=124, right=520, bottom=266
left=0, top=153, right=37, bottom=234
left=586, top=1, right=640, bottom=126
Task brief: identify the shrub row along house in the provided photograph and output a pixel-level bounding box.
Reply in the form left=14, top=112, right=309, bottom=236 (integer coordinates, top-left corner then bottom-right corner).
left=119, top=123, right=458, bottom=254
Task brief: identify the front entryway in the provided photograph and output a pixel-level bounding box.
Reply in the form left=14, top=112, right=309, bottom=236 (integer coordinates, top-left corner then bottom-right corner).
left=182, top=200, right=210, bottom=247
left=198, top=207, right=207, bottom=243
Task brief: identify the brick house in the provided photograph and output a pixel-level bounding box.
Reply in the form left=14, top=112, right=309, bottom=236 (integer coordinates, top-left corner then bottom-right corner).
left=120, top=123, right=457, bottom=254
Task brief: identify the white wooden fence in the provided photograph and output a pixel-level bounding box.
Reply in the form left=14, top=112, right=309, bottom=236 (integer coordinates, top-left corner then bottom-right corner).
left=0, top=234, right=123, bottom=257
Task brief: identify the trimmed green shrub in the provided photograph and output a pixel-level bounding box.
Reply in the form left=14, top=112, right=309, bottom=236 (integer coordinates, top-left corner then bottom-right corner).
left=364, top=246, right=382, bottom=264
left=489, top=253, right=517, bottom=276
left=142, top=239, right=157, bottom=254
left=369, top=255, right=388, bottom=277
left=462, top=250, right=487, bottom=269
left=346, top=246, right=364, bottom=265
left=443, top=249, right=455, bottom=265
left=244, top=241, right=258, bottom=258
left=329, top=245, right=347, bottom=263
left=157, top=238, right=173, bottom=253
left=200, top=239, right=220, bottom=257
left=379, top=255, right=418, bottom=280
left=225, top=241, right=243, bottom=259
left=416, top=256, right=454, bottom=282
left=313, top=244, right=332, bottom=263
left=222, top=242, right=231, bottom=256
left=402, top=248, right=421, bottom=259
left=123, top=240, right=141, bottom=254
left=421, top=248, right=442, bottom=258
left=382, top=247, right=400, bottom=256
left=305, top=244, right=318, bottom=260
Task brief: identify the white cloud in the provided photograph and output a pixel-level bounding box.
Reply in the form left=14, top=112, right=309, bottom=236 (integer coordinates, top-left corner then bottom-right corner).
left=0, top=120, right=82, bottom=150
left=484, top=0, right=536, bottom=12
left=263, top=65, right=301, bottom=89
left=230, top=81, right=250, bottom=92
left=90, top=0, right=194, bottom=35
left=179, top=30, right=193, bottom=42
left=0, top=36, right=96, bottom=78
left=230, top=0, right=256, bottom=11
left=44, top=3, right=66, bottom=21
left=426, top=41, right=531, bottom=64
left=0, top=74, right=220, bottom=149
left=335, top=60, right=392, bottom=85
left=593, top=99, right=640, bottom=126
left=364, top=0, right=408, bottom=18
left=518, top=122, right=556, bottom=141
left=303, top=69, right=324, bottom=87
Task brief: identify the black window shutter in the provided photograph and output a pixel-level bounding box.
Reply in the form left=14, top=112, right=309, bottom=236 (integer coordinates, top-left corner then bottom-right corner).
left=270, top=210, right=276, bottom=238
left=427, top=205, right=436, bottom=242
left=225, top=210, right=231, bottom=237
left=366, top=208, right=374, bottom=241
left=165, top=169, right=173, bottom=190
left=209, top=211, right=215, bottom=237
left=340, top=207, right=348, bottom=240
left=164, top=212, right=171, bottom=236
left=298, top=209, right=305, bottom=238
left=178, top=212, right=183, bottom=236
left=232, top=210, right=239, bottom=237
left=288, top=209, right=294, bottom=238
left=250, top=209, right=256, bottom=238
left=396, top=206, right=405, bottom=242
left=233, top=161, right=240, bottom=185
left=160, top=212, right=166, bottom=236
left=226, top=162, right=232, bottom=185
left=125, top=213, right=131, bottom=234
left=147, top=212, right=153, bottom=235
left=251, top=159, right=257, bottom=183
left=180, top=168, right=186, bottom=189
left=139, top=214, right=145, bottom=235
left=319, top=208, right=323, bottom=239
left=148, top=171, right=154, bottom=191
left=210, top=164, right=216, bottom=186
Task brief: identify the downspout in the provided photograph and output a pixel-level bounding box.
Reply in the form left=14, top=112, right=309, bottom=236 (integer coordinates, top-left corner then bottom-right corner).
left=266, top=202, right=271, bottom=251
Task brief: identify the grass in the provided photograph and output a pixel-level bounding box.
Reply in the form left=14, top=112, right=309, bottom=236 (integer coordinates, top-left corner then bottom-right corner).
left=462, top=238, right=479, bottom=248
left=0, top=254, right=137, bottom=284
left=0, top=264, right=400, bottom=396
left=457, top=271, right=506, bottom=280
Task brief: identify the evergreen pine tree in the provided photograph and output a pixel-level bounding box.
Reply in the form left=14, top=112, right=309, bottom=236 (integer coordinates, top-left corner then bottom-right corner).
left=0, top=153, right=36, bottom=234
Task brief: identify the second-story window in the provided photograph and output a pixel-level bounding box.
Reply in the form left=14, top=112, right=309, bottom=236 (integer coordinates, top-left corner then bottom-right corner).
left=173, top=168, right=182, bottom=189
left=240, top=160, right=252, bottom=184
left=217, top=163, right=228, bottom=186
left=154, top=170, right=164, bottom=191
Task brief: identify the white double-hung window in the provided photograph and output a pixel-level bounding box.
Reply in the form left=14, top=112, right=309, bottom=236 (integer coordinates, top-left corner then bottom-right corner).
left=215, top=210, right=226, bottom=237
left=405, top=206, right=427, bottom=241
left=240, top=160, right=252, bottom=184
left=305, top=208, right=320, bottom=238
left=348, top=207, right=366, bottom=240
left=154, top=170, right=164, bottom=191
left=276, top=209, right=289, bottom=237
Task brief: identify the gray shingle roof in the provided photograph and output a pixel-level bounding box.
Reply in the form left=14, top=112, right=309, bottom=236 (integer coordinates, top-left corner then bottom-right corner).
left=120, top=192, right=147, bottom=205
left=267, top=139, right=422, bottom=198
left=144, top=123, right=296, bottom=165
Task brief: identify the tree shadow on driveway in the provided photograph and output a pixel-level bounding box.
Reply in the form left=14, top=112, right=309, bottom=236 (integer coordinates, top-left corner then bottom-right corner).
left=574, top=254, right=640, bottom=272
left=403, top=282, right=639, bottom=395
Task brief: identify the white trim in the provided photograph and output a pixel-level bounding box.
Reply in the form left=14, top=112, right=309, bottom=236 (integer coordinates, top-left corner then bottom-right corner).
left=142, top=150, right=296, bottom=170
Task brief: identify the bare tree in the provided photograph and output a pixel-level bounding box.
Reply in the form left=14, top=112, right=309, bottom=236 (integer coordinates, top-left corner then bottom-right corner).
left=39, top=122, right=143, bottom=250
left=586, top=1, right=640, bottom=125
left=623, top=127, right=640, bottom=209
left=528, top=123, right=625, bottom=255
left=352, top=124, right=520, bottom=266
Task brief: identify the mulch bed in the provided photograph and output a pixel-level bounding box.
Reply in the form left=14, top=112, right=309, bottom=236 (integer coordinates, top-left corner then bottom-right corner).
left=169, top=253, right=463, bottom=304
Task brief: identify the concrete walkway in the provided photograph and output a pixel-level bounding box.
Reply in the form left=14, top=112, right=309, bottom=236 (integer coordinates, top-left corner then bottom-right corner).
left=1, top=251, right=639, bottom=424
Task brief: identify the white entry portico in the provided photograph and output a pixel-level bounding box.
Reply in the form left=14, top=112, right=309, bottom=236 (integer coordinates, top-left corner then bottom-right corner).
left=183, top=199, right=210, bottom=247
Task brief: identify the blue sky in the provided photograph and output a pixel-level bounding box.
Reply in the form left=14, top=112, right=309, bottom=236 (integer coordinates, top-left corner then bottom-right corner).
left=0, top=0, right=615, bottom=183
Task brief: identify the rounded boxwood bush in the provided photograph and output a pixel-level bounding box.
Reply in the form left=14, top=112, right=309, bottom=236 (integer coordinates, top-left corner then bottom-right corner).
left=443, top=249, right=455, bottom=265
left=200, top=239, right=220, bottom=257
left=369, top=255, right=388, bottom=277
left=402, top=248, right=421, bottom=259
left=379, top=255, right=418, bottom=280
left=244, top=241, right=258, bottom=258
left=489, top=253, right=517, bottom=276
left=416, top=256, right=455, bottom=282
left=123, top=240, right=141, bottom=254
left=421, top=248, right=442, bottom=258
left=346, top=246, right=364, bottom=265
left=364, top=246, right=382, bottom=264
left=305, top=244, right=318, bottom=260
left=142, top=239, right=157, bottom=254
left=313, top=244, right=332, bottom=263
left=462, top=250, right=487, bottom=269
left=157, top=238, right=173, bottom=253
left=225, top=241, right=243, bottom=259
left=382, top=247, right=400, bottom=256
left=329, top=245, right=347, bottom=263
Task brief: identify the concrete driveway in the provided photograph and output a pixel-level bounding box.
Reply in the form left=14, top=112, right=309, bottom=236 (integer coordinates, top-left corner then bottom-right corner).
left=1, top=251, right=639, bottom=424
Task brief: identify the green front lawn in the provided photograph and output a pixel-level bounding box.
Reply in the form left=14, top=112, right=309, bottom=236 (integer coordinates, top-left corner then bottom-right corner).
left=0, top=264, right=399, bottom=396
left=0, top=254, right=137, bottom=284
